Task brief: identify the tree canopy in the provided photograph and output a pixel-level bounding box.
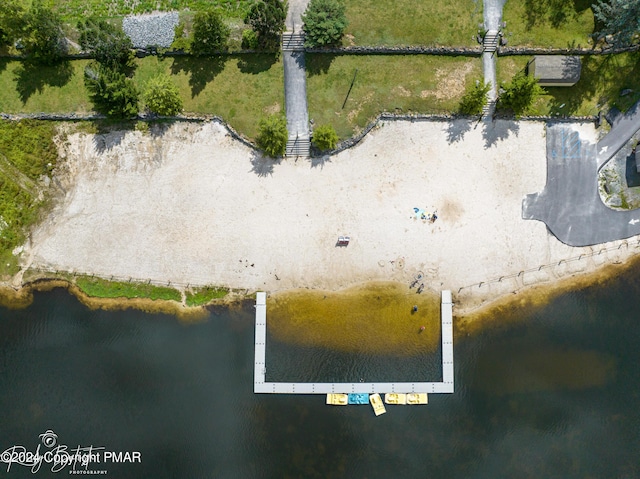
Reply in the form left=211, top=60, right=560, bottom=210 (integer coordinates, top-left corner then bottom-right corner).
left=143, top=75, right=183, bottom=116
left=302, top=0, right=348, bottom=47
left=78, top=19, right=135, bottom=73
left=84, top=63, right=139, bottom=118
left=22, top=2, right=67, bottom=65
left=245, top=0, right=286, bottom=50
left=458, top=81, right=490, bottom=116
left=496, top=71, right=545, bottom=117
left=190, top=9, right=230, bottom=55
left=0, top=0, right=25, bottom=47
left=592, top=0, right=640, bottom=48
left=257, top=114, right=288, bottom=157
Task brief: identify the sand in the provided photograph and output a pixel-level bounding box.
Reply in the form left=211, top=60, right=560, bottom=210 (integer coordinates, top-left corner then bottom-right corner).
left=22, top=119, right=640, bottom=315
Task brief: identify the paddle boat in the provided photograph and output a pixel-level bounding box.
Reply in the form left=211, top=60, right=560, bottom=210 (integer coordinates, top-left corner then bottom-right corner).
left=384, top=393, right=407, bottom=405
left=406, top=393, right=428, bottom=405
left=348, top=393, right=369, bottom=404
left=369, top=393, right=387, bottom=416
left=326, top=393, right=348, bottom=405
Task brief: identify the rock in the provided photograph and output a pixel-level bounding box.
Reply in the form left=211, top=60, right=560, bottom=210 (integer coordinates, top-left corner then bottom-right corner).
left=621, top=89, right=634, bottom=97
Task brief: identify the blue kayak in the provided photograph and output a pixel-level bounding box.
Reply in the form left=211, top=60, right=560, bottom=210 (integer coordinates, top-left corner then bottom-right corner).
left=348, top=393, right=369, bottom=404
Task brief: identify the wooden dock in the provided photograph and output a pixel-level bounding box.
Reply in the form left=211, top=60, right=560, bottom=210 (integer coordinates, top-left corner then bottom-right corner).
left=254, top=290, right=454, bottom=394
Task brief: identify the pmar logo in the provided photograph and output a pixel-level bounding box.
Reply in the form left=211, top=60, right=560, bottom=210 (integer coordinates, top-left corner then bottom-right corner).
left=0, top=430, right=142, bottom=474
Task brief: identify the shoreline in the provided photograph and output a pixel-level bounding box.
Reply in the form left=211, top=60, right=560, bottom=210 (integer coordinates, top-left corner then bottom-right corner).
left=5, top=118, right=640, bottom=325
left=2, top=249, right=640, bottom=330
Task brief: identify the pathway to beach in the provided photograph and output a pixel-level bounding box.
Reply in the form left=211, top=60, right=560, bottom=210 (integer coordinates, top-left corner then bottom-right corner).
left=282, top=0, right=311, bottom=157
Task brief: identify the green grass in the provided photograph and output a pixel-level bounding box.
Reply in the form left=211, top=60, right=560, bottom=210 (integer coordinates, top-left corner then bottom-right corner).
left=0, top=120, right=58, bottom=277
left=0, top=59, right=93, bottom=113
left=343, top=0, right=482, bottom=46
left=306, top=54, right=482, bottom=138
left=75, top=276, right=182, bottom=301
left=135, top=55, right=284, bottom=139
left=185, top=287, right=229, bottom=306
left=0, top=55, right=284, bottom=139
left=18, top=0, right=252, bottom=21
left=498, top=53, right=640, bottom=116
left=502, top=0, right=595, bottom=48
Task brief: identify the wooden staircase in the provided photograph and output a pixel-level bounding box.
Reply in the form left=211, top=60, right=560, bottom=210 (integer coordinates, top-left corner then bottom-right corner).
left=286, top=136, right=310, bottom=158
left=483, top=30, right=499, bottom=53
left=282, top=32, right=305, bottom=52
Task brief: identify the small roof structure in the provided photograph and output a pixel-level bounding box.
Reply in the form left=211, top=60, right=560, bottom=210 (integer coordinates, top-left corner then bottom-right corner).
left=529, top=56, right=582, bottom=87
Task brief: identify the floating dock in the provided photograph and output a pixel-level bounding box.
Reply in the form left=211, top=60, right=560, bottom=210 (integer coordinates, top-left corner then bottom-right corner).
left=254, top=290, right=454, bottom=394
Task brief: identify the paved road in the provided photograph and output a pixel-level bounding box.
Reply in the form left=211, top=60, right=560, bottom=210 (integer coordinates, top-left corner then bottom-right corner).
left=597, top=100, right=640, bottom=170
left=523, top=123, right=640, bottom=246
left=283, top=52, right=309, bottom=140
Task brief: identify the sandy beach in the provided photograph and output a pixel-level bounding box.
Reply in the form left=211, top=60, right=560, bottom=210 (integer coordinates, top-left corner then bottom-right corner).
left=23, top=119, right=640, bottom=315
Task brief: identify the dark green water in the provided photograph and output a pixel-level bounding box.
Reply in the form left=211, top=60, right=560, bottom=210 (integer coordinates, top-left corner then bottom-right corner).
left=0, top=271, right=639, bottom=478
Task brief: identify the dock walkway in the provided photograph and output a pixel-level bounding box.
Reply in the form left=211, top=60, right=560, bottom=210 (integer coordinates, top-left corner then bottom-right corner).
left=254, top=291, right=454, bottom=394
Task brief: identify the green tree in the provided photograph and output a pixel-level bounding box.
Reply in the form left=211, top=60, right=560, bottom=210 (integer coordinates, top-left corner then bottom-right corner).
left=256, top=114, right=288, bottom=157
left=302, top=0, right=348, bottom=47
left=0, top=0, right=25, bottom=48
left=143, top=74, right=183, bottom=116
left=458, top=81, right=490, bottom=116
left=22, top=2, right=67, bottom=65
left=496, top=71, right=545, bottom=116
left=593, top=0, right=640, bottom=48
left=312, top=124, right=338, bottom=151
left=77, top=19, right=135, bottom=73
left=190, top=9, right=230, bottom=55
left=84, top=63, right=139, bottom=118
left=245, top=0, right=286, bottom=50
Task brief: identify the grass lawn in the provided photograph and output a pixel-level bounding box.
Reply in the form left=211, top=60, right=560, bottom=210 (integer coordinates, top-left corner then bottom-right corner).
left=502, top=0, right=595, bottom=48
left=498, top=53, right=640, bottom=116
left=75, top=276, right=182, bottom=301
left=17, top=0, right=251, bottom=21
left=0, top=59, right=93, bottom=113
left=306, top=54, right=482, bottom=139
left=0, top=55, right=283, bottom=139
left=343, top=0, right=483, bottom=46
left=135, top=54, right=284, bottom=139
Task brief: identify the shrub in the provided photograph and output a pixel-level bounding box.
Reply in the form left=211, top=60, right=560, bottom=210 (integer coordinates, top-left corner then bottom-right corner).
left=77, top=18, right=134, bottom=73
left=302, top=0, right=348, bottom=47
left=312, top=124, right=338, bottom=151
left=241, top=29, right=259, bottom=49
left=496, top=71, right=545, bottom=116
left=256, top=114, right=288, bottom=157
left=84, top=64, right=139, bottom=118
left=143, top=74, right=183, bottom=116
left=190, top=10, right=230, bottom=55
left=458, top=81, right=490, bottom=116
left=171, top=22, right=191, bottom=51
left=245, top=0, right=286, bottom=50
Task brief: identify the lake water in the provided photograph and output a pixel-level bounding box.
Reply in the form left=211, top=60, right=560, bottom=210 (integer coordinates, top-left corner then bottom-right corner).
left=0, top=269, right=639, bottom=478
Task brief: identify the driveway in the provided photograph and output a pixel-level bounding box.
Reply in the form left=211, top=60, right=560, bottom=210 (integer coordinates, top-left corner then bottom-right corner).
left=523, top=123, right=640, bottom=246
